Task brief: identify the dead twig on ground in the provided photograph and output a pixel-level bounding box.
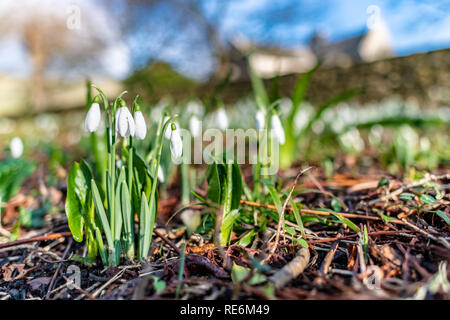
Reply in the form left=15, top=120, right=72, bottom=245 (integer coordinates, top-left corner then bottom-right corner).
left=0, top=232, right=72, bottom=250
left=368, top=173, right=450, bottom=206
left=240, top=200, right=406, bottom=225
left=61, top=275, right=96, bottom=300
left=402, top=219, right=450, bottom=249
left=308, top=229, right=415, bottom=244
left=265, top=168, right=311, bottom=263
left=269, top=247, right=310, bottom=289
left=45, top=238, right=73, bottom=300
left=319, top=231, right=343, bottom=278
left=154, top=228, right=181, bottom=255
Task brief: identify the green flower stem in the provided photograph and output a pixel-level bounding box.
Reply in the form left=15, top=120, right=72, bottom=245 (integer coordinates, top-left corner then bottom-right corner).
left=128, top=139, right=133, bottom=198
left=92, top=87, right=128, bottom=266
left=145, top=110, right=165, bottom=163
left=219, top=162, right=234, bottom=246
left=181, top=162, right=190, bottom=205
left=224, top=162, right=233, bottom=214
left=142, top=115, right=176, bottom=258
left=254, top=107, right=271, bottom=200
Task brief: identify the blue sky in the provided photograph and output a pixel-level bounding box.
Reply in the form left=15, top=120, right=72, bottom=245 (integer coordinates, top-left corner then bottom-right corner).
left=216, top=0, right=450, bottom=55
left=0, top=0, right=449, bottom=80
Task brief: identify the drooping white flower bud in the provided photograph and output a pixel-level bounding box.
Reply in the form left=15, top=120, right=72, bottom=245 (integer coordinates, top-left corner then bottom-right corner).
left=84, top=100, right=101, bottom=132
left=170, top=124, right=183, bottom=159
left=215, top=108, right=228, bottom=130
left=163, top=116, right=172, bottom=140
left=10, top=137, right=23, bottom=158
left=134, top=110, right=147, bottom=140
left=189, top=115, right=201, bottom=138
left=271, top=114, right=285, bottom=145
left=157, top=165, right=165, bottom=183
left=255, top=109, right=265, bottom=131
left=116, top=106, right=135, bottom=138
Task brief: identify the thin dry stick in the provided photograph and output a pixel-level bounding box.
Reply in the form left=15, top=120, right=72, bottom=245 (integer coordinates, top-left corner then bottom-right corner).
left=307, top=229, right=415, bottom=244
left=269, top=246, right=310, bottom=289
left=368, top=173, right=450, bottom=206
left=402, top=218, right=450, bottom=249
left=61, top=275, right=96, bottom=300
left=265, top=168, right=310, bottom=263
left=153, top=228, right=181, bottom=254
left=357, top=232, right=367, bottom=274
left=240, top=200, right=406, bottom=225
left=92, top=266, right=135, bottom=298
left=0, top=232, right=72, bottom=250
left=46, top=238, right=73, bottom=300
left=319, top=232, right=343, bottom=277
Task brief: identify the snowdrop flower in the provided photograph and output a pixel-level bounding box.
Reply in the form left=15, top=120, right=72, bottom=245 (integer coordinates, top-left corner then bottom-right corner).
left=339, top=128, right=364, bottom=153
left=215, top=108, right=228, bottom=130
left=84, top=97, right=101, bottom=132
left=271, top=114, right=285, bottom=145
left=186, top=100, right=204, bottom=116
left=10, top=137, right=23, bottom=158
left=133, top=106, right=147, bottom=140
left=255, top=109, right=265, bottom=130
left=163, top=116, right=172, bottom=139
left=169, top=123, right=183, bottom=159
left=157, top=165, right=165, bottom=183
left=116, top=102, right=135, bottom=138
left=189, top=115, right=201, bottom=138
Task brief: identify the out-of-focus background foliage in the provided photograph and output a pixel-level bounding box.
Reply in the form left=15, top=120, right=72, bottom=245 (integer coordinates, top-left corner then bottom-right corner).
left=0, top=0, right=448, bottom=173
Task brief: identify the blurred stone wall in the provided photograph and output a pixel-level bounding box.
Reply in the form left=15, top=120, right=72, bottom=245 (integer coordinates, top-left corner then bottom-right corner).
left=213, top=49, right=450, bottom=107
left=0, top=78, right=123, bottom=118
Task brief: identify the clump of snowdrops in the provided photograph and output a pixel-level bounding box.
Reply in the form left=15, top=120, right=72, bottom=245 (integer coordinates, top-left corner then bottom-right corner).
left=65, top=86, right=182, bottom=266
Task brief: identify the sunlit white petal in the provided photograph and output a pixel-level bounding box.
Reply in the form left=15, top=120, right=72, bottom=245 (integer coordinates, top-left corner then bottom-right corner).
left=215, top=108, right=228, bottom=130
left=271, top=114, right=285, bottom=145
left=189, top=115, right=201, bottom=138
left=84, top=102, right=101, bottom=132
left=255, top=109, right=265, bottom=130
left=117, top=107, right=135, bottom=138
left=134, top=111, right=147, bottom=140
left=157, top=165, right=165, bottom=183
left=170, top=127, right=183, bottom=159
left=163, top=116, right=172, bottom=139
left=10, top=137, right=23, bottom=158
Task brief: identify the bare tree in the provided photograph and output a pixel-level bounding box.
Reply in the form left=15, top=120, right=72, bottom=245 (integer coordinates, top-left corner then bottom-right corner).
left=0, top=1, right=110, bottom=110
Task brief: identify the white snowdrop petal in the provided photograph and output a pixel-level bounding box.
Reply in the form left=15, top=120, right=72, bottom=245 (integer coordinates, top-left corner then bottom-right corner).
left=126, top=110, right=135, bottom=137
left=271, top=114, right=285, bottom=145
left=115, top=107, right=122, bottom=132
left=170, top=128, right=183, bottom=159
left=10, top=137, right=23, bottom=158
left=163, top=116, right=172, bottom=140
left=189, top=115, right=201, bottom=138
left=157, top=165, right=165, bottom=183
left=216, top=108, right=228, bottom=130
left=84, top=103, right=101, bottom=132
left=117, top=107, right=135, bottom=137
left=255, top=110, right=265, bottom=130
left=134, top=111, right=147, bottom=140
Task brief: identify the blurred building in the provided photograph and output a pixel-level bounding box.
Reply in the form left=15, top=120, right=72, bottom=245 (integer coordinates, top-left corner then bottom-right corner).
left=228, top=37, right=317, bottom=79
left=228, top=19, right=394, bottom=79
left=310, top=19, right=394, bottom=68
